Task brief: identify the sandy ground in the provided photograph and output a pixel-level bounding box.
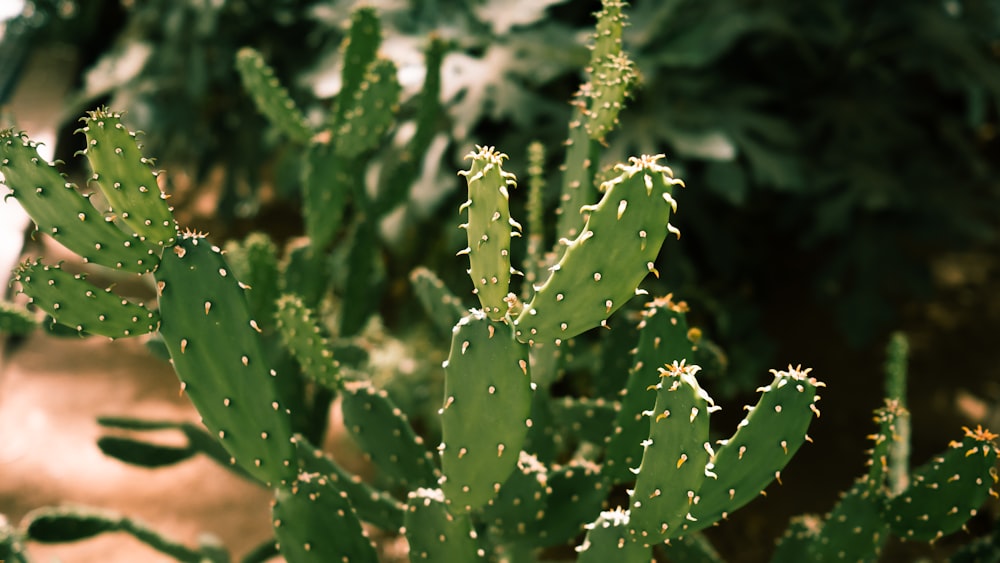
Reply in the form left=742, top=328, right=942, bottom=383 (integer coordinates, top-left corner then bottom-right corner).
left=0, top=333, right=278, bottom=562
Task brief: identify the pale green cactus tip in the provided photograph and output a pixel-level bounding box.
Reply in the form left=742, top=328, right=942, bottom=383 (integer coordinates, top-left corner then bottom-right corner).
left=457, top=145, right=523, bottom=320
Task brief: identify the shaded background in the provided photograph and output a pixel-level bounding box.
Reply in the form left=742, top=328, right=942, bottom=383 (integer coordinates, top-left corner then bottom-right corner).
left=1, top=0, right=999, bottom=561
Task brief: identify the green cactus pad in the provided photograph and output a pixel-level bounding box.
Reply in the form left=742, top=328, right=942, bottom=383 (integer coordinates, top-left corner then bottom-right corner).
left=555, top=104, right=598, bottom=243
left=0, top=129, right=159, bottom=273
left=515, top=154, right=684, bottom=345
left=295, top=434, right=405, bottom=532
left=531, top=459, right=608, bottom=548
left=550, top=395, right=617, bottom=446
left=156, top=232, right=295, bottom=487
left=769, top=514, right=822, bottom=563
left=330, top=6, right=382, bottom=130
left=97, top=435, right=194, bottom=467
left=886, top=426, right=999, bottom=542
left=341, top=380, right=440, bottom=489
left=412, top=265, right=468, bottom=325
left=575, top=508, right=652, bottom=563
left=78, top=108, right=177, bottom=248
left=806, top=479, right=889, bottom=562
left=410, top=266, right=468, bottom=336
left=866, top=399, right=908, bottom=494
left=272, top=472, right=378, bottom=563
left=483, top=451, right=550, bottom=544
left=439, top=310, right=532, bottom=513
left=583, top=1, right=636, bottom=143
left=13, top=260, right=159, bottom=338
left=223, top=232, right=281, bottom=326
left=606, top=295, right=697, bottom=484
left=405, top=488, right=486, bottom=562
left=628, top=361, right=715, bottom=545
left=688, top=365, right=824, bottom=531
left=235, top=47, right=313, bottom=144
left=334, top=57, right=401, bottom=160
left=457, top=145, right=520, bottom=320
left=301, top=142, right=350, bottom=251
left=274, top=293, right=343, bottom=390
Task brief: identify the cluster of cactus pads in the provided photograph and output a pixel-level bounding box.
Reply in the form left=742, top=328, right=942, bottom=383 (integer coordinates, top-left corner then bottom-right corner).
left=1, top=2, right=996, bottom=563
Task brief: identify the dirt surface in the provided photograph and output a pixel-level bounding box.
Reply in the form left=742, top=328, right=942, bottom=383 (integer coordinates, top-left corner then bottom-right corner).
left=0, top=333, right=277, bottom=562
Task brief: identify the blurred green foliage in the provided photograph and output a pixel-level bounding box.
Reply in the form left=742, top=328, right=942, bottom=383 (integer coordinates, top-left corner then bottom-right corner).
left=3, top=0, right=999, bottom=389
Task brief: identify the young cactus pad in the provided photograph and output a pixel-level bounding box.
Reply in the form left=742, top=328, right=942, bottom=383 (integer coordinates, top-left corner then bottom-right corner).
left=405, top=488, right=485, bottom=562
left=605, top=295, right=697, bottom=484
left=886, top=425, right=999, bottom=542
left=514, top=154, right=684, bottom=345
left=687, top=365, right=824, bottom=531
left=439, top=310, right=532, bottom=513
left=272, top=472, right=378, bottom=563
left=235, top=47, right=313, bottom=144
left=77, top=108, right=177, bottom=248
left=155, top=231, right=295, bottom=487
left=13, top=260, right=159, bottom=338
left=575, top=508, right=651, bottom=563
left=457, top=145, right=521, bottom=320
left=627, top=361, right=715, bottom=545
left=0, top=129, right=159, bottom=274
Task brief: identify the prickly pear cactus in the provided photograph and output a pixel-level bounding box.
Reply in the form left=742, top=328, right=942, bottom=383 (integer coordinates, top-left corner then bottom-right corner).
left=271, top=472, right=378, bottom=563
left=627, top=361, right=715, bottom=545
left=605, top=295, right=697, bottom=483
left=886, top=425, right=999, bottom=542
left=77, top=108, right=177, bottom=248
left=13, top=260, right=159, bottom=338
left=156, top=231, right=295, bottom=487
left=458, top=145, right=520, bottom=320
left=405, top=488, right=485, bottom=562
left=688, top=365, right=823, bottom=531
left=0, top=128, right=160, bottom=274
left=439, top=310, right=532, bottom=513
left=514, top=154, right=684, bottom=345
left=575, top=508, right=651, bottom=563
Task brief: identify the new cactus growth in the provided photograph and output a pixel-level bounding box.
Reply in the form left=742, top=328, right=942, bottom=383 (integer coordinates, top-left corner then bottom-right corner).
left=514, top=154, right=684, bottom=345
left=76, top=108, right=177, bottom=248
left=627, top=361, right=715, bottom=545
left=458, top=145, right=521, bottom=320
left=274, top=293, right=343, bottom=389
left=0, top=129, right=159, bottom=274
left=605, top=295, right=698, bottom=483
left=687, top=365, right=823, bottom=531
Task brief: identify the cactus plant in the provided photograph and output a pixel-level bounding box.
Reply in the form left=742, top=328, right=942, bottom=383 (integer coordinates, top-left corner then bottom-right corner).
left=771, top=333, right=999, bottom=562
left=4, top=2, right=994, bottom=562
